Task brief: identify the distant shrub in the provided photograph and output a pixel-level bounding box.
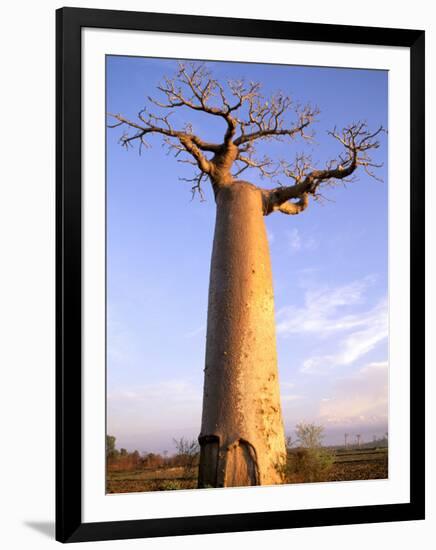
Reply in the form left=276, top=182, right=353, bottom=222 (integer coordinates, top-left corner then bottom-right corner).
left=173, top=437, right=200, bottom=479
left=282, top=423, right=334, bottom=483
left=289, top=447, right=334, bottom=482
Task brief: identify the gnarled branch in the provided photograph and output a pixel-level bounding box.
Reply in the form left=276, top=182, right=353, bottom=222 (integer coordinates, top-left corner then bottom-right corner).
left=108, top=62, right=384, bottom=203
left=107, top=111, right=213, bottom=175
left=265, top=122, right=385, bottom=215
left=271, top=193, right=310, bottom=215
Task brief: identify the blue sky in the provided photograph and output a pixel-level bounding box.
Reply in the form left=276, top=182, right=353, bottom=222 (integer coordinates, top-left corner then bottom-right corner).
left=106, top=56, right=388, bottom=453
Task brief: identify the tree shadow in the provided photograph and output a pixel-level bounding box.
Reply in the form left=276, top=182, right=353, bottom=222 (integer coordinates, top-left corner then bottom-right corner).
left=24, top=521, right=54, bottom=539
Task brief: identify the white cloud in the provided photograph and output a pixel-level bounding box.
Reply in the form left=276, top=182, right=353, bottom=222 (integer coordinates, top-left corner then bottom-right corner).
left=108, top=380, right=201, bottom=404
left=332, top=301, right=388, bottom=364
left=280, top=382, right=303, bottom=403
left=281, top=394, right=303, bottom=403
left=277, top=277, right=373, bottom=336
left=286, top=228, right=316, bottom=253
left=266, top=228, right=275, bottom=244
left=288, top=228, right=302, bottom=251
left=276, top=276, right=387, bottom=373
left=319, top=361, right=388, bottom=427
left=300, top=298, right=387, bottom=372
left=184, top=324, right=206, bottom=338
left=107, top=380, right=202, bottom=452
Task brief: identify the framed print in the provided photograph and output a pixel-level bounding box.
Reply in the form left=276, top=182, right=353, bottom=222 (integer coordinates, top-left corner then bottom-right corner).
left=56, top=7, right=425, bottom=543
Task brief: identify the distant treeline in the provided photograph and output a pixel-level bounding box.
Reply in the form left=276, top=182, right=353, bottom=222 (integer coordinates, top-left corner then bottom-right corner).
left=329, top=435, right=389, bottom=450
left=106, top=425, right=388, bottom=477
left=106, top=435, right=199, bottom=472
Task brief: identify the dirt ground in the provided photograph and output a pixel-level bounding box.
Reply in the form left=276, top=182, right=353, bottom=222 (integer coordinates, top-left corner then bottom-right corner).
left=106, top=448, right=388, bottom=494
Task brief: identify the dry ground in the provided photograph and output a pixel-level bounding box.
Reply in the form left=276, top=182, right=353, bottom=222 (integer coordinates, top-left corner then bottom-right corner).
left=106, top=448, right=388, bottom=494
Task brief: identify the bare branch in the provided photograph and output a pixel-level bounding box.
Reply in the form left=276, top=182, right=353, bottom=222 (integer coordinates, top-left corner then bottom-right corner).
left=179, top=172, right=207, bottom=202
left=233, top=149, right=279, bottom=179
left=273, top=193, right=310, bottom=215
left=107, top=111, right=213, bottom=175
left=234, top=101, right=319, bottom=146
left=148, top=62, right=240, bottom=146
left=265, top=122, right=385, bottom=215
left=107, top=62, right=384, bottom=203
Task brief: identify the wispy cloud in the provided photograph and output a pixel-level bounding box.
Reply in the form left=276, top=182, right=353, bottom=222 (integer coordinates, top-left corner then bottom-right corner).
left=280, top=381, right=304, bottom=402
left=276, top=277, right=387, bottom=373
left=288, top=228, right=302, bottom=251
left=266, top=228, right=275, bottom=244
left=107, top=380, right=202, bottom=452
left=108, top=380, right=202, bottom=404
left=319, top=361, right=388, bottom=427
left=287, top=228, right=316, bottom=253
left=184, top=324, right=206, bottom=338
left=281, top=393, right=303, bottom=403
left=300, top=298, right=387, bottom=373
left=277, top=277, right=373, bottom=336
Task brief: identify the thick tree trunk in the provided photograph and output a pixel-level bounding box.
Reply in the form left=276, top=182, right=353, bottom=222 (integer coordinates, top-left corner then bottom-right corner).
left=198, top=181, right=286, bottom=488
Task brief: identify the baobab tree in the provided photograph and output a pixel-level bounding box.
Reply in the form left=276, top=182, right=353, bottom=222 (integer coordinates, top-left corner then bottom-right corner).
left=108, top=62, right=384, bottom=489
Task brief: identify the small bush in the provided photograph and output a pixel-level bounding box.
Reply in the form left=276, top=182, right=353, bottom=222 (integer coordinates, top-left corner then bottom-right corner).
left=288, top=448, right=334, bottom=483
left=282, top=423, right=334, bottom=483
left=173, top=437, right=200, bottom=479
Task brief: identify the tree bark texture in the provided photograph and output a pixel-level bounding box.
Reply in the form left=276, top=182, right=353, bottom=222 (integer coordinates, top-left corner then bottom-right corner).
left=198, top=182, right=286, bottom=488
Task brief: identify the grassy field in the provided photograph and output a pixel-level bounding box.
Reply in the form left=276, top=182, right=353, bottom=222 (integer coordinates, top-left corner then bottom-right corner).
left=106, top=447, right=388, bottom=494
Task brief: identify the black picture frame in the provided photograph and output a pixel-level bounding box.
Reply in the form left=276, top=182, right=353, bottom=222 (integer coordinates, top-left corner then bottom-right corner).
left=56, top=7, right=425, bottom=543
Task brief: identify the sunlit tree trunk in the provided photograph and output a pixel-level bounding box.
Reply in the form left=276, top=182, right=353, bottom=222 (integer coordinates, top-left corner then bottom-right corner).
left=198, top=182, right=286, bottom=488
left=110, top=61, right=384, bottom=489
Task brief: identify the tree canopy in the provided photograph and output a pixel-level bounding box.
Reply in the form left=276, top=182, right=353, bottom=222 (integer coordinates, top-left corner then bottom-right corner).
left=108, top=61, right=384, bottom=215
